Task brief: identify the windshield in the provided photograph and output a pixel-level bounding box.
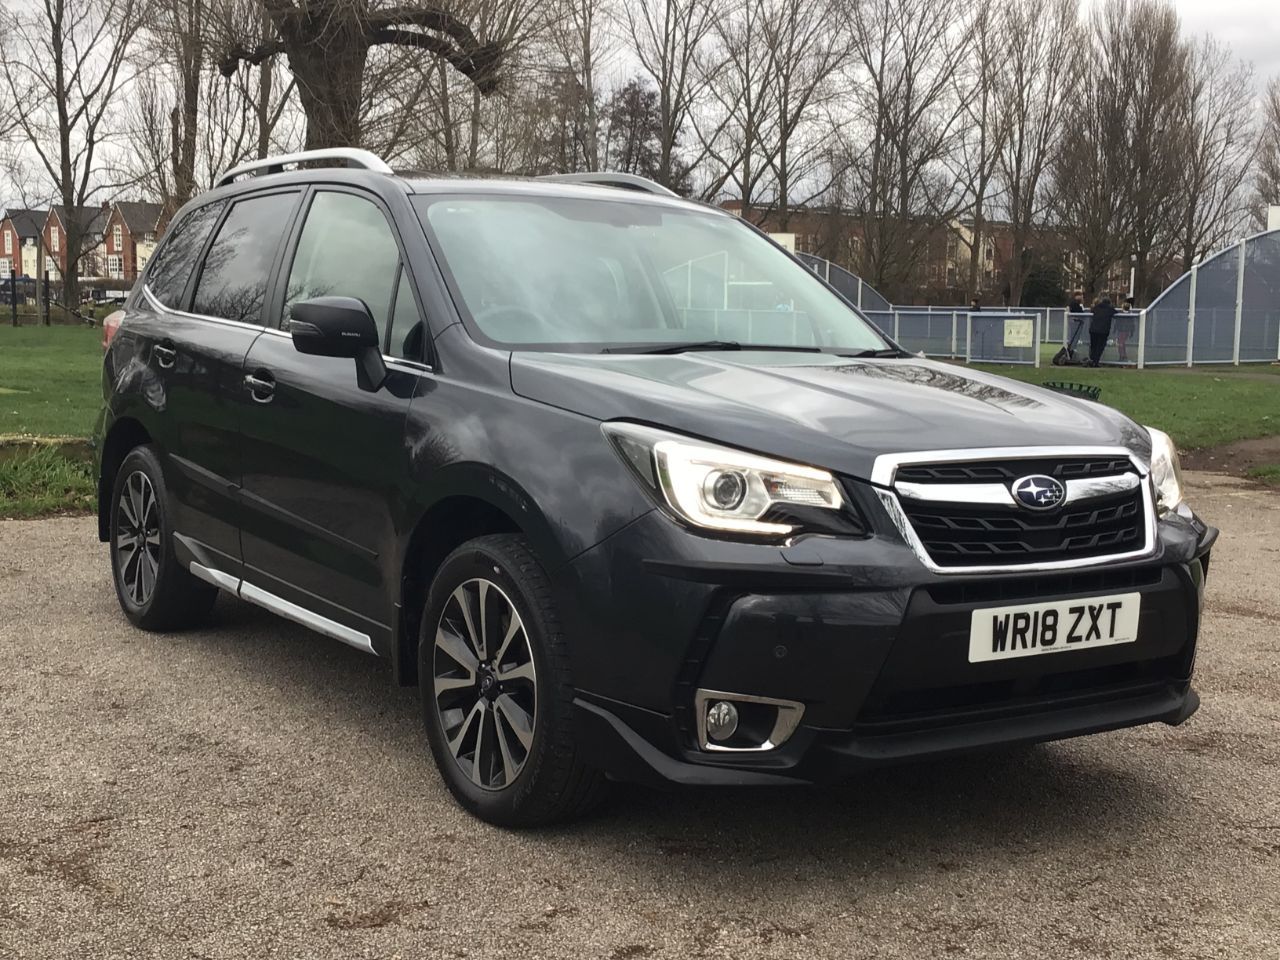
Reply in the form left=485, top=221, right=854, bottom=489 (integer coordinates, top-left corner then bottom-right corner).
left=413, top=193, right=889, bottom=353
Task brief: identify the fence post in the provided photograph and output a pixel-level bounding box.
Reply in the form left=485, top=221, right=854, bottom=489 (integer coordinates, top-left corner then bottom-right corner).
left=1137, top=310, right=1147, bottom=369
left=965, top=313, right=973, bottom=364
left=1186, top=263, right=1198, bottom=367
left=951, top=311, right=958, bottom=358
left=1232, top=239, right=1245, bottom=365
left=893, top=310, right=900, bottom=342
left=8, top=274, right=16, bottom=327
left=856, top=279, right=863, bottom=310
left=1033, top=311, right=1041, bottom=368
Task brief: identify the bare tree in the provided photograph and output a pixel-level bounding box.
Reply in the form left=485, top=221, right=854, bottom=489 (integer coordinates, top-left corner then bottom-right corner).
left=1252, top=79, right=1280, bottom=229
left=1109, top=0, right=1191, bottom=301
left=953, top=3, right=1006, bottom=302
left=215, top=0, right=506, bottom=149
left=549, top=0, right=615, bottom=171
left=0, top=0, right=143, bottom=310
left=623, top=0, right=724, bottom=191
left=1172, top=37, right=1256, bottom=269
left=839, top=0, right=975, bottom=301
left=994, top=0, right=1077, bottom=305
left=697, top=0, right=778, bottom=212
left=766, top=0, right=850, bottom=230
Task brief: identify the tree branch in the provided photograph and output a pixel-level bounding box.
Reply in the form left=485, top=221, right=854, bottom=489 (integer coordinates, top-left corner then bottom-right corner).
left=368, top=28, right=502, bottom=94
left=217, top=38, right=288, bottom=78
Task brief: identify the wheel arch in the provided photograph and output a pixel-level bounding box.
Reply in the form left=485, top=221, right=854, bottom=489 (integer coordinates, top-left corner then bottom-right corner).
left=97, top=417, right=153, bottom=542
left=395, top=471, right=569, bottom=687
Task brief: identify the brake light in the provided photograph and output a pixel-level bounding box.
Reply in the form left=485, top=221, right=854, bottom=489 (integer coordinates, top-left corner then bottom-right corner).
left=102, top=310, right=125, bottom=351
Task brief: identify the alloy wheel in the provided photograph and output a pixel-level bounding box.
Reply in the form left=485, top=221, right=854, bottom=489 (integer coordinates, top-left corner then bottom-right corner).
left=115, top=470, right=161, bottom=606
left=433, top=578, right=538, bottom=791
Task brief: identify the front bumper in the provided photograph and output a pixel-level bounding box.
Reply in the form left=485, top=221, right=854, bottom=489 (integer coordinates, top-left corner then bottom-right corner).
left=559, top=494, right=1215, bottom=787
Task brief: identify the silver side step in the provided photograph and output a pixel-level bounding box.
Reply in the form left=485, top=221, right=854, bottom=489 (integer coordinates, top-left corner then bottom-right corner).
left=189, top=562, right=376, bottom=655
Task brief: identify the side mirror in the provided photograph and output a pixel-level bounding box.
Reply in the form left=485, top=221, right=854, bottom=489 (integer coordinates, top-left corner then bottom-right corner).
left=289, top=296, right=386, bottom=391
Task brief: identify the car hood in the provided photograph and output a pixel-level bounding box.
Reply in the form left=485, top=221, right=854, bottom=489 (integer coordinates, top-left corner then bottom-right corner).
left=509, top=351, right=1150, bottom=482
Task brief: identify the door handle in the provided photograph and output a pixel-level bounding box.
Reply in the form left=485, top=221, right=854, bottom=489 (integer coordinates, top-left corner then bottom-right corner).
left=152, top=343, right=176, bottom=369
left=244, top=371, right=275, bottom=402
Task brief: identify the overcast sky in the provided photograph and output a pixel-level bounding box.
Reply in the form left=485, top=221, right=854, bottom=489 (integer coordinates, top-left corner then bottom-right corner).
left=1124, top=0, right=1279, bottom=86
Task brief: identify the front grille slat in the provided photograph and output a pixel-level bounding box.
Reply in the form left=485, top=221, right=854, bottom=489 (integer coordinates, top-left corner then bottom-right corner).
left=893, top=455, right=1148, bottom=569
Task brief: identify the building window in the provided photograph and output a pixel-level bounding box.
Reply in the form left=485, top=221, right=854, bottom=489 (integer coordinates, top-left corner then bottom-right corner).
left=51, top=229, right=59, bottom=253
left=0, top=259, right=10, bottom=278
left=45, top=256, right=56, bottom=274
left=112, top=223, right=123, bottom=251
left=3, top=231, right=10, bottom=255
left=107, top=255, right=123, bottom=279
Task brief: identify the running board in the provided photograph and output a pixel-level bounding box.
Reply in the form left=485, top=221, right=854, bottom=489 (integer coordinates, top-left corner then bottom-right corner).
left=189, top=562, right=376, bottom=655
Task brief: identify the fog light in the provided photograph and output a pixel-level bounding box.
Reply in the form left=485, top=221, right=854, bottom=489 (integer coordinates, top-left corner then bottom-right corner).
left=705, top=700, right=739, bottom=741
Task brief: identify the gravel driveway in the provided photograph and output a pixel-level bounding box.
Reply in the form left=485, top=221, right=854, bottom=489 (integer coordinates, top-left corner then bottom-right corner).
left=2, top=472, right=1277, bottom=959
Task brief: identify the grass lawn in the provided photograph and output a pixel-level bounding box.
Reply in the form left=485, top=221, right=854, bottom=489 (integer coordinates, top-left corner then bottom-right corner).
left=977, top=363, right=1280, bottom=450
left=0, top=324, right=103, bottom=438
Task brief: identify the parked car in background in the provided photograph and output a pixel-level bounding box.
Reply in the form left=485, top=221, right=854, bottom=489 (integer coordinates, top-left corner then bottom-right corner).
left=94, top=149, right=1217, bottom=826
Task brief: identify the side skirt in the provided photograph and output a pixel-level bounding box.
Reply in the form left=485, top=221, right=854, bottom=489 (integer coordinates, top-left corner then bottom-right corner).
left=189, top=561, right=377, bottom=656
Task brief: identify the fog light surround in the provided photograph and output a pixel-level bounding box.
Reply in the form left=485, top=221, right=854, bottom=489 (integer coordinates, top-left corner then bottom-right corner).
left=694, top=689, right=805, bottom=753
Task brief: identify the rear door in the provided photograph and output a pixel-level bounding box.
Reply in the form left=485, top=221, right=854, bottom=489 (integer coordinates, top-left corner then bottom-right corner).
left=128, top=190, right=301, bottom=577
left=236, top=187, right=425, bottom=651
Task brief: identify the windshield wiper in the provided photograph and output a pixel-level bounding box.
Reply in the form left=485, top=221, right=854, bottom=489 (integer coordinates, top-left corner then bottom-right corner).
left=603, top=340, right=826, bottom=355
left=837, top=347, right=909, bottom=358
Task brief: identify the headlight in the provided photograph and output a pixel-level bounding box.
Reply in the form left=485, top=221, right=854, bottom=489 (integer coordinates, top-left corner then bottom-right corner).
left=603, top=422, right=862, bottom=539
left=1145, top=426, right=1184, bottom=514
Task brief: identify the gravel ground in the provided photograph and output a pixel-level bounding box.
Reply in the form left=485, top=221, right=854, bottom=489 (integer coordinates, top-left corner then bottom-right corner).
left=1, top=471, right=1277, bottom=960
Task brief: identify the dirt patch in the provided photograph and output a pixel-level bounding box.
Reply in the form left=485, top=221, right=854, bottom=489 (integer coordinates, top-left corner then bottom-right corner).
left=1183, top=435, right=1280, bottom=480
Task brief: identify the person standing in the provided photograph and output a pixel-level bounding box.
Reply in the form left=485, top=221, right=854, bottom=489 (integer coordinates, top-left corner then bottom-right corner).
left=1088, top=294, right=1117, bottom=366
left=970, top=297, right=982, bottom=313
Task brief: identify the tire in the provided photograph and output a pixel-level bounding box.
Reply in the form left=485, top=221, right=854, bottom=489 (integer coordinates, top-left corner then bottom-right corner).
left=418, top=534, right=607, bottom=827
left=108, top=445, right=217, bottom=631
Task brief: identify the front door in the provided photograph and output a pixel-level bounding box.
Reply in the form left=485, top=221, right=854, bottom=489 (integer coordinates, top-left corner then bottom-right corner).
left=237, top=188, right=425, bottom=652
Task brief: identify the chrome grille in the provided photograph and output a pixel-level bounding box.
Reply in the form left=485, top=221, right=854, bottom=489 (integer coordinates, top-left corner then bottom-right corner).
left=875, top=448, right=1156, bottom=574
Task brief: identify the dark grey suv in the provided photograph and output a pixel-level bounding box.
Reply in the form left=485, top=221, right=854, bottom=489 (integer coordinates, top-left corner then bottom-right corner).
left=94, top=149, right=1216, bottom=825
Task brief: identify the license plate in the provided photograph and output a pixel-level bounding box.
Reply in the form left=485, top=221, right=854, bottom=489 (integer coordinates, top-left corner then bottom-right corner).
left=968, top=592, right=1141, bottom=663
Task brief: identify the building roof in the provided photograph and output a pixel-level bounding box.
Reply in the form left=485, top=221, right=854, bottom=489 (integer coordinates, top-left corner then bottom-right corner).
left=113, top=200, right=164, bottom=234
left=48, top=204, right=111, bottom=237
left=2, top=208, right=48, bottom=238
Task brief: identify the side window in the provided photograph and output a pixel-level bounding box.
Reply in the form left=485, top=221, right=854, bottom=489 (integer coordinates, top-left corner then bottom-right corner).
left=284, top=192, right=401, bottom=346
left=192, top=192, right=297, bottom=324
left=144, top=201, right=224, bottom=308
left=391, top=267, right=424, bottom=360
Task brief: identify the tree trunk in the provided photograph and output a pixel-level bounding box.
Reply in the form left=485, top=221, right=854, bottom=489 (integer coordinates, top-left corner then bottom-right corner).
left=467, top=86, right=482, bottom=168
left=283, top=8, right=370, bottom=150
left=439, top=60, right=456, bottom=171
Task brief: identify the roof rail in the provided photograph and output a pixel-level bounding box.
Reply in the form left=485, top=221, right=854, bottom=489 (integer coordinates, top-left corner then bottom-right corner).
left=537, top=172, right=678, bottom=198
left=215, top=148, right=392, bottom=188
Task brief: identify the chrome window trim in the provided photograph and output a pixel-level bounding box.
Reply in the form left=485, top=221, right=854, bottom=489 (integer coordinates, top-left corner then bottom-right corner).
left=188, top=559, right=376, bottom=655
left=869, top=445, right=1149, bottom=488
left=145, top=285, right=434, bottom=373
left=872, top=446, right=1157, bottom=575
left=143, top=284, right=263, bottom=332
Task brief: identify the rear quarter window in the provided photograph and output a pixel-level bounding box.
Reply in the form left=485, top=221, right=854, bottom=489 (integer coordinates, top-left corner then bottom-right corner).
left=143, top=201, right=225, bottom=308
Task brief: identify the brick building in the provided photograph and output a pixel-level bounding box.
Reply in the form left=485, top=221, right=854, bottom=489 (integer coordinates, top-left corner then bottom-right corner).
left=0, top=208, right=47, bottom=279
left=42, top=205, right=110, bottom=280
left=102, top=201, right=165, bottom=282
